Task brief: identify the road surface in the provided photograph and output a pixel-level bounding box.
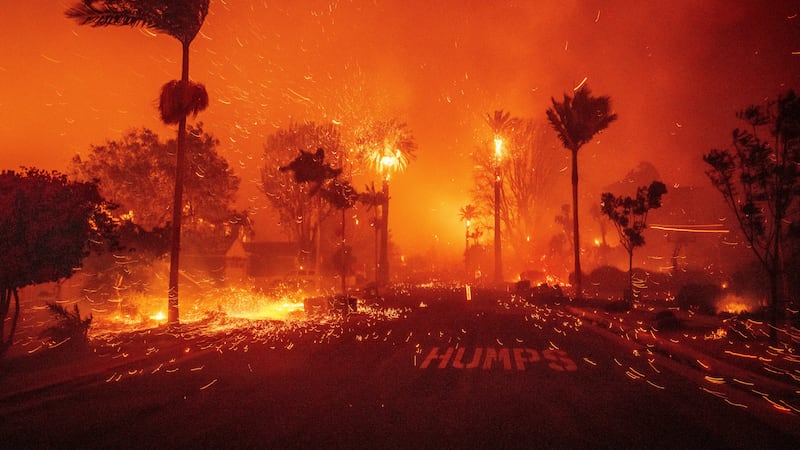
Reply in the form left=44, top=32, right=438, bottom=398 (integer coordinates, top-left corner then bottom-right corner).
left=1, top=287, right=798, bottom=448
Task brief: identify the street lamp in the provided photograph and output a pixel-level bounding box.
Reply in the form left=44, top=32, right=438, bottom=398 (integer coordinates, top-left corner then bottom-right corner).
left=493, top=136, right=503, bottom=284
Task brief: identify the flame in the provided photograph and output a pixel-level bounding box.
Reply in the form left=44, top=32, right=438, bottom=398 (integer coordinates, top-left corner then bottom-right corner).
left=716, top=293, right=756, bottom=314
left=370, top=146, right=408, bottom=180
left=93, top=287, right=311, bottom=335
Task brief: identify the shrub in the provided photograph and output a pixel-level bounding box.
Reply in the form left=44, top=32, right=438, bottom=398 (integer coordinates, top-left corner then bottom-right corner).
left=675, top=283, right=722, bottom=315
left=41, top=303, right=92, bottom=347
left=584, top=265, right=627, bottom=298
left=654, top=309, right=681, bottom=330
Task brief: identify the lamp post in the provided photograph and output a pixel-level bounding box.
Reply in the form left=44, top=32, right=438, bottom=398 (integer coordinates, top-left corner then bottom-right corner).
left=493, top=136, right=503, bottom=284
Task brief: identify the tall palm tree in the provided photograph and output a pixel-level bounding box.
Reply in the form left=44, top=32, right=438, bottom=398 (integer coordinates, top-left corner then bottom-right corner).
left=546, top=85, right=617, bottom=298
left=485, top=110, right=517, bottom=283
left=66, top=0, right=211, bottom=325
left=359, top=182, right=385, bottom=291
left=356, top=119, right=417, bottom=287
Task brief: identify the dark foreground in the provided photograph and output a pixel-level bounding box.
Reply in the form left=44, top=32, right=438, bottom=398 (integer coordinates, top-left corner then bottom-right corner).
left=1, top=286, right=798, bottom=449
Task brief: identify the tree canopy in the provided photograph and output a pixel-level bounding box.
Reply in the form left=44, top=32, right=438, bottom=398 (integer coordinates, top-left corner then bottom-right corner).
left=72, top=124, right=244, bottom=254
left=601, top=180, right=667, bottom=304
left=0, top=168, right=115, bottom=355
left=546, top=85, right=618, bottom=154
left=704, top=90, right=800, bottom=340
left=262, top=122, right=343, bottom=247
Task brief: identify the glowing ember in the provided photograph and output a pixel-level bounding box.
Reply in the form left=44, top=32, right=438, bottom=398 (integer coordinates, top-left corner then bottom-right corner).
left=227, top=300, right=305, bottom=321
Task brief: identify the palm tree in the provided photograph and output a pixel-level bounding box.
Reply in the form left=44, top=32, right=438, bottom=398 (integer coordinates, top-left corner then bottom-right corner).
left=486, top=110, right=517, bottom=138
left=485, top=110, right=518, bottom=283
left=359, top=182, right=385, bottom=292
left=356, top=119, right=417, bottom=287
left=459, top=204, right=479, bottom=279
left=458, top=204, right=478, bottom=252
left=66, top=0, right=211, bottom=325
left=546, top=85, right=617, bottom=298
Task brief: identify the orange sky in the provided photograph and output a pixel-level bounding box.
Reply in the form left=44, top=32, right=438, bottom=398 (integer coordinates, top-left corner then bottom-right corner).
left=2, top=0, right=799, bottom=257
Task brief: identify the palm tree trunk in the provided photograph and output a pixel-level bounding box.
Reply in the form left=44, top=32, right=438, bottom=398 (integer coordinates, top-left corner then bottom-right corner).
left=168, top=42, right=191, bottom=325
left=374, top=208, right=380, bottom=295
left=494, top=165, right=502, bottom=283
left=380, top=179, right=389, bottom=287
left=571, top=149, right=582, bottom=298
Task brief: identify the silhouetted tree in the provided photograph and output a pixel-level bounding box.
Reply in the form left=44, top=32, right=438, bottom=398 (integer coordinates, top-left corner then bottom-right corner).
left=280, top=148, right=342, bottom=194
left=359, top=182, right=386, bottom=288
left=67, top=0, right=211, bottom=325
left=0, top=169, right=115, bottom=356
left=547, top=85, right=618, bottom=297
left=704, top=90, right=800, bottom=341
left=321, top=179, right=359, bottom=296
left=458, top=204, right=480, bottom=277
left=601, top=181, right=667, bottom=305
left=458, top=204, right=479, bottom=251
left=262, top=122, right=344, bottom=270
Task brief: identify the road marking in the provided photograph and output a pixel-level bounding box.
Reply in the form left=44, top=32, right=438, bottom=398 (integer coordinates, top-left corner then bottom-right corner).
left=418, top=346, right=577, bottom=371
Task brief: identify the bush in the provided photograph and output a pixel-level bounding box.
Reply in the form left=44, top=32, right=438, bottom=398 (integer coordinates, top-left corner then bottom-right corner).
left=41, top=303, right=92, bottom=347
left=675, top=283, right=722, bottom=315
left=584, top=266, right=627, bottom=298
left=654, top=309, right=681, bottom=330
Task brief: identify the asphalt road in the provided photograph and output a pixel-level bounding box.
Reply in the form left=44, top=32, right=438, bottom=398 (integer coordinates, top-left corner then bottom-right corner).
left=2, top=287, right=798, bottom=449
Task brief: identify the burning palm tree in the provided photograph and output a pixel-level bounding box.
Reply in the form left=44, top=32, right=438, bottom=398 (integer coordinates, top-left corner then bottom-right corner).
left=356, top=119, right=416, bottom=288
left=66, top=0, right=211, bottom=325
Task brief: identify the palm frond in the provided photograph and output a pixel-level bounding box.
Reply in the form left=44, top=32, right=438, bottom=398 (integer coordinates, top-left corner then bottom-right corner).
left=65, top=1, right=160, bottom=29
left=66, top=0, right=210, bottom=45
left=159, top=80, right=209, bottom=124
left=547, top=85, right=618, bottom=152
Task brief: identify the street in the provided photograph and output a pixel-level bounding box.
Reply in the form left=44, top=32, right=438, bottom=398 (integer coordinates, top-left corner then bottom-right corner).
left=1, top=286, right=798, bottom=449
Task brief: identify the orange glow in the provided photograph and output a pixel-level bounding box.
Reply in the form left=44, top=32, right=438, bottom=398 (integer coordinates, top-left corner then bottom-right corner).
left=1, top=2, right=798, bottom=261
left=93, top=287, right=309, bottom=336
left=716, top=293, right=756, bottom=314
